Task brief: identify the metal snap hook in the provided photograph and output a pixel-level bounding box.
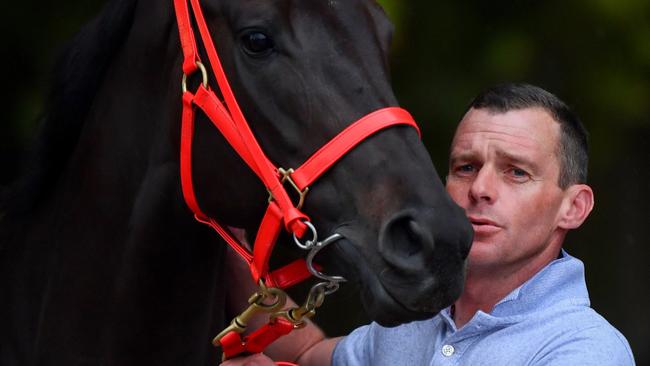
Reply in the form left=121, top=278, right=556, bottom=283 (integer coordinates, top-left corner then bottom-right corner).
left=212, top=282, right=287, bottom=346
left=305, top=233, right=347, bottom=285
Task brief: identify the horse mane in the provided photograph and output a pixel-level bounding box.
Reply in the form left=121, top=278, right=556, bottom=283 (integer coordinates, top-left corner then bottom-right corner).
left=0, top=0, right=137, bottom=218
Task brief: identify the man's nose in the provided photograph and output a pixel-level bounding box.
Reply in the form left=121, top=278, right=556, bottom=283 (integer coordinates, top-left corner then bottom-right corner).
left=469, top=166, right=497, bottom=203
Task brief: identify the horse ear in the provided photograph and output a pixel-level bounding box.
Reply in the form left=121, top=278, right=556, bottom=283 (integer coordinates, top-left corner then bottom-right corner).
left=558, top=184, right=594, bottom=230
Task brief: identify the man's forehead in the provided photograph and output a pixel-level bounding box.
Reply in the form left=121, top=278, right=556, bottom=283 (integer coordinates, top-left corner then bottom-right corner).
left=449, top=107, right=560, bottom=164
left=452, top=108, right=559, bottom=148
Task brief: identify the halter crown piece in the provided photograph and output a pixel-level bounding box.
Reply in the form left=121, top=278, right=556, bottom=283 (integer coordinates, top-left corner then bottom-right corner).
left=173, top=0, right=421, bottom=361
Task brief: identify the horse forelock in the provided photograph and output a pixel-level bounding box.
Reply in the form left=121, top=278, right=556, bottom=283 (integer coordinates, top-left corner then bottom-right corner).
left=1, top=0, right=138, bottom=218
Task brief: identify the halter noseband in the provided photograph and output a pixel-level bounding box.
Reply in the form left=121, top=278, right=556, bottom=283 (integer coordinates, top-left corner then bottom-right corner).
left=173, top=0, right=420, bottom=360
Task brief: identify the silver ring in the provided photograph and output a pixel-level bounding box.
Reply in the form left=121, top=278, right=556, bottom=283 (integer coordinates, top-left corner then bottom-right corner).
left=293, top=221, right=318, bottom=250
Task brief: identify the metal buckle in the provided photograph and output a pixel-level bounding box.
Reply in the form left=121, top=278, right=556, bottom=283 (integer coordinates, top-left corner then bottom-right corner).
left=267, top=167, right=310, bottom=209
left=181, top=61, right=208, bottom=93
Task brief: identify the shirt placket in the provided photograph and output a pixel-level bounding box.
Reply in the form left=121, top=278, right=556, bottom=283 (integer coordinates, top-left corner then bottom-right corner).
left=430, top=312, right=490, bottom=365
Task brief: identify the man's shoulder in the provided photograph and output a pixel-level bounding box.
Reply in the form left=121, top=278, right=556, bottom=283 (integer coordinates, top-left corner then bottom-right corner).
left=531, top=299, right=621, bottom=332
left=448, top=303, right=635, bottom=365
left=513, top=303, right=635, bottom=365
left=532, top=316, right=635, bottom=365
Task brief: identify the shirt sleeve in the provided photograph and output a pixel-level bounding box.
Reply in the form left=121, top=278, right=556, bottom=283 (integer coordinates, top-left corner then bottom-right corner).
left=533, top=325, right=636, bottom=366
left=331, top=324, right=374, bottom=365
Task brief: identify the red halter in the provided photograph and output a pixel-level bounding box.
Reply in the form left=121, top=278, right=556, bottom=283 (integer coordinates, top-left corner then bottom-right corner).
left=173, top=0, right=420, bottom=360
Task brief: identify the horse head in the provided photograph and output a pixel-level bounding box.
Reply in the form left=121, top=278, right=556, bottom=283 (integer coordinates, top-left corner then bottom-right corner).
left=173, top=0, right=473, bottom=326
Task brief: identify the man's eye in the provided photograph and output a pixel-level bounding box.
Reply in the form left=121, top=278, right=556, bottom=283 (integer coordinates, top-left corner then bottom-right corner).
left=455, top=164, right=475, bottom=174
left=506, top=167, right=530, bottom=181
left=512, top=168, right=527, bottom=176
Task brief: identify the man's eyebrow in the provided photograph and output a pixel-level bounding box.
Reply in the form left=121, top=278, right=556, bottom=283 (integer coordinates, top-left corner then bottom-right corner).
left=449, top=152, right=479, bottom=165
left=495, top=150, right=538, bottom=169
left=449, top=150, right=540, bottom=170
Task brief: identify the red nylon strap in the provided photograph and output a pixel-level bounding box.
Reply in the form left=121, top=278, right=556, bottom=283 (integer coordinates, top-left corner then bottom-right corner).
left=180, top=88, right=313, bottom=288
left=173, top=0, right=199, bottom=75
left=267, top=259, right=317, bottom=289
left=244, top=318, right=295, bottom=354
left=195, top=210, right=313, bottom=289
left=196, top=217, right=253, bottom=263
left=250, top=203, right=283, bottom=282
left=180, top=88, right=258, bottom=267
left=220, top=319, right=295, bottom=361
left=176, top=0, right=308, bottom=235
left=292, top=107, right=420, bottom=190
left=193, top=86, right=261, bottom=178
left=220, top=331, right=246, bottom=359
left=186, top=0, right=308, bottom=236
left=248, top=204, right=315, bottom=287
left=180, top=92, right=206, bottom=218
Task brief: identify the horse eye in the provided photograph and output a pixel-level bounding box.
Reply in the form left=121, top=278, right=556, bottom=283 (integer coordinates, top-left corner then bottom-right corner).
left=241, top=31, right=275, bottom=57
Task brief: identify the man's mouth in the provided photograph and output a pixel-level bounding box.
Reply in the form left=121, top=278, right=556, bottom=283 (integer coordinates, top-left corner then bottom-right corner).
left=468, top=216, right=501, bottom=235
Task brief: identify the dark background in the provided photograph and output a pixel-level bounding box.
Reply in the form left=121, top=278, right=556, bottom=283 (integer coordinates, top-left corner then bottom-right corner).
left=1, top=0, right=648, bottom=364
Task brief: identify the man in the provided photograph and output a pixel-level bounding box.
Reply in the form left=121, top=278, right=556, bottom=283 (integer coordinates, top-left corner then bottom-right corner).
left=222, top=83, right=635, bottom=365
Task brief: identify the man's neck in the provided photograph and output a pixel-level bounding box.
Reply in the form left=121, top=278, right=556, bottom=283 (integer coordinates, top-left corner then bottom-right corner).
left=452, top=270, right=521, bottom=328
left=453, top=247, right=562, bottom=329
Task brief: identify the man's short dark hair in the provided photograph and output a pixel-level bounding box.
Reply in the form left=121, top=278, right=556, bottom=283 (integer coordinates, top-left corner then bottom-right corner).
left=468, top=83, right=589, bottom=189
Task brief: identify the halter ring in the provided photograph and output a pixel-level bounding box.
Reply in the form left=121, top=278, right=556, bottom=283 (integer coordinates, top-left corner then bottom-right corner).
left=181, top=61, right=208, bottom=93
left=293, top=221, right=318, bottom=249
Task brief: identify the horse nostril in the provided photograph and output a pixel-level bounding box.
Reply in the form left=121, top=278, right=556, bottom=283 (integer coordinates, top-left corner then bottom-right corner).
left=379, top=212, right=435, bottom=271
left=403, top=219, right=430, bottom=255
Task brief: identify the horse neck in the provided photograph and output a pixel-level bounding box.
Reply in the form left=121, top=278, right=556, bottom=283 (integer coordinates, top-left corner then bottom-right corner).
left=65, top=50, right=184, bottom=230
left=5, top=10, right=188, bottom=247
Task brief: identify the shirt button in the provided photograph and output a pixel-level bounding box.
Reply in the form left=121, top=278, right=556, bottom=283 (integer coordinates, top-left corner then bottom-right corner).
left=441, top=344, right=455, bottom=357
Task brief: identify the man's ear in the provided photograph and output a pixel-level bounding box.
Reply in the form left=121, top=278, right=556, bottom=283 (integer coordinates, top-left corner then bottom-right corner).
left=558, top=184, right=595, bottom=230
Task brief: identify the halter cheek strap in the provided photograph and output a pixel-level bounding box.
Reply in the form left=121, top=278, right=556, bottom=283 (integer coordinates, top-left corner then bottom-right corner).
left=173, top=0, right=421, bottom=361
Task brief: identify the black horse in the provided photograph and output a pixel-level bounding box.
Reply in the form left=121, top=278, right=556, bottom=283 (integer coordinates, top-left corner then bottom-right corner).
left=0, top=0, right=472, bottom=364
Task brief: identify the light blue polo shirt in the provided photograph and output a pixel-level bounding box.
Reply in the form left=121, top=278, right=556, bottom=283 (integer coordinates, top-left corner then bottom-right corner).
left=332, top=250, right=635, bottom=365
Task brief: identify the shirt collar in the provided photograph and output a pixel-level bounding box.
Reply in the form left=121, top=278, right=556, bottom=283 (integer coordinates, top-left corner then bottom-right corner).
left=491, top=249, right=590, bottom=316
left=438, top=249, right=590, bottom=330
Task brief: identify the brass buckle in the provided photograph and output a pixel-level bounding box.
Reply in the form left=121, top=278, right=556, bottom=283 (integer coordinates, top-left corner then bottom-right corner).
left=267, top=167, right=310, bottom=209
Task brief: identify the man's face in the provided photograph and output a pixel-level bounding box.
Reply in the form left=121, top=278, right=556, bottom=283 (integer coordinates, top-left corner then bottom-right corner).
left=446, top=107, right=567, bottom=274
